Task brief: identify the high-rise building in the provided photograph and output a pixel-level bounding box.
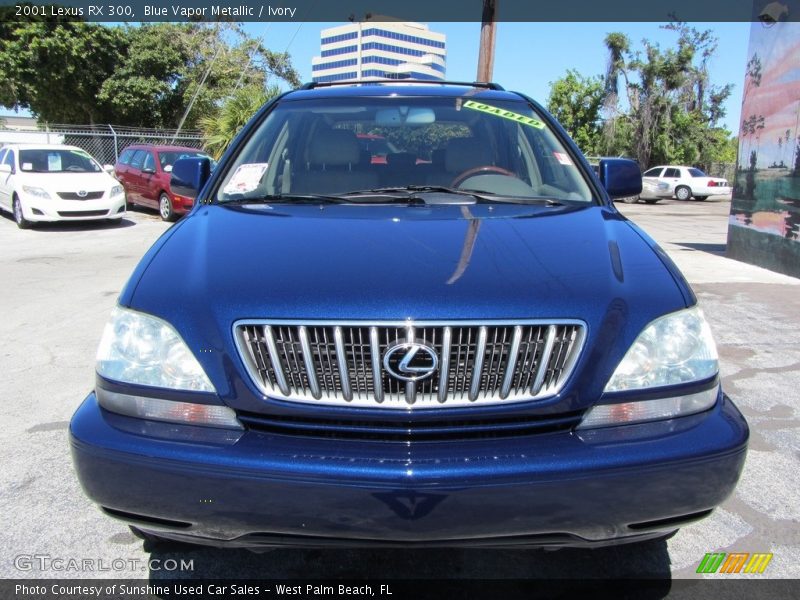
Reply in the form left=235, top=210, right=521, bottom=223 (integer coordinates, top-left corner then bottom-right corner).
left=312, top=21, right=446, bottom=83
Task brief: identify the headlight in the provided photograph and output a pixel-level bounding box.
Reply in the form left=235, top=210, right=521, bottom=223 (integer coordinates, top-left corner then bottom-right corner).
left=96, top=306, right=214, bottom=392
left=578, top=307, right=719, bottom=429
left=22, top=185, right=50, bottom=199
left=604, top=306, right=718, bottom=392
left=111, top=185, right=124, bottom=197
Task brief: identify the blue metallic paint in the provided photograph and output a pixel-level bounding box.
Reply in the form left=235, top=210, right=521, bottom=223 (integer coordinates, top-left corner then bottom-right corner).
left=70, top=391, right=747, bottom=545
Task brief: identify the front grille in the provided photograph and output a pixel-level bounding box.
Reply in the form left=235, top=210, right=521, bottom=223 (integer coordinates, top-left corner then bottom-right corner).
left=234, top=321, right=585, bottom=409
left=238, top=411, right=584, bottom=440
left=56, top=210, right=108, bottom=217
left=57, top=191, right=105, bottom=200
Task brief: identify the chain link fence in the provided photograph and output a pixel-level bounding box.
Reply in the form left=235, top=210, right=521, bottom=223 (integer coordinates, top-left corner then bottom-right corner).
left=706, top=162, right=736, bottom=183
left=0, top=124, right=205, bottom=165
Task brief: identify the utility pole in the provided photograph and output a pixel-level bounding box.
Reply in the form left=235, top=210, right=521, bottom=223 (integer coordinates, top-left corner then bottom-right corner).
left=476, top=0, right=497, bottom=82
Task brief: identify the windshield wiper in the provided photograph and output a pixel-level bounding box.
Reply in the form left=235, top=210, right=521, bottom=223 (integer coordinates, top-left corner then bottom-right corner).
left=343, top=185, right=488, bottom=200
left=223, top=193, right=348, bottom=205
left=343, top=186, right=563, bottom=206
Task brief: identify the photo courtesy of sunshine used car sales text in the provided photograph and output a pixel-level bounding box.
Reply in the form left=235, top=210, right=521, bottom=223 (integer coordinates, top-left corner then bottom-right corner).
left=14, top=583, right=392, bottom=597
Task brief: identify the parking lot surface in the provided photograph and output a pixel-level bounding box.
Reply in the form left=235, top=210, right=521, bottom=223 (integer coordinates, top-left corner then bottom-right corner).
left=1, top=198, right=797, bottom=580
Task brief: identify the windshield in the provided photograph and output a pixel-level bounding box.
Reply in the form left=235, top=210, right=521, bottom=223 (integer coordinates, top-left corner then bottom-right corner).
left=19, top=149, right=101, bottom=173
left=159, top=151, right=210, bottom=170
left=688, top=168, right=708, bottom=177
left=215, top=95, right=594, bottom=204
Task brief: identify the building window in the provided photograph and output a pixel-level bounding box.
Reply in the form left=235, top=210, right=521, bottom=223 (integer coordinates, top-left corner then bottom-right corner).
left=320, top=31, right=359, bottom=45
left=312, top=58, right=358, bottom=72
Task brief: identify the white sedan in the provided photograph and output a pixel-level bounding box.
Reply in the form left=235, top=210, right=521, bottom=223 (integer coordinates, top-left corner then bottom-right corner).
left=0, top=144, right=127, bottom=229
left=639, top=165, right=732, bottom=203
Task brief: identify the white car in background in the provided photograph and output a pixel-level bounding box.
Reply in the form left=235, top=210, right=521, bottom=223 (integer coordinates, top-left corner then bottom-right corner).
left=0, top=144, right=126, bottom=229
left=639, top=165, right=732, bottom=203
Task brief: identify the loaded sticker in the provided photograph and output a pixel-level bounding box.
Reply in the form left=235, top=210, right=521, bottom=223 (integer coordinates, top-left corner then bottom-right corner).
left=462, top=100, right=545, bottom=129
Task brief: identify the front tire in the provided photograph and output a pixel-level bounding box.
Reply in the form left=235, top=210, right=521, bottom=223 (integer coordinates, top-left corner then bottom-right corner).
left=13, top=195, right=31, bottom=229
left=159, top=193, right=176, bottom=222
left=675, top=185, right=692, bottom=201
left=694, top=196, right=708, bottom=201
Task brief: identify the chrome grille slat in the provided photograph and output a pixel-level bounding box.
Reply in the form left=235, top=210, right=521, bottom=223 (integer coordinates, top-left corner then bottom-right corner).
left=469, top=326, right=488, bottom=401
left=298, top=326, right=321, bottom=399
left=263, top=326, right=290, bottom=396
left=501, top=326, right=523, bottom=399
left=438, top=326, right=452, bottom=403
left=531, top=325, right=557, bottom=396
left=370, top=327, right=384, bottom=403
left=235, top=320, right=585, bottom=410
left=334, top=326, right=352, bottom=401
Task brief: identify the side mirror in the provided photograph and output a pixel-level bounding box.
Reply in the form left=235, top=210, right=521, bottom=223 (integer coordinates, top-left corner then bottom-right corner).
left=0, top=164, right=11, bottom=174
left=103, top=164, right=115, bottom=175
left=599, top=158, right=642, bottom=199
left=170, top=157, right=211, bottom=200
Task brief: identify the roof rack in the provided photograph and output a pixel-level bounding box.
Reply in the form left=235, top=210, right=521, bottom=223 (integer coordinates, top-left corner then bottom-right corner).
left=300, top=80, right=505, bottom=91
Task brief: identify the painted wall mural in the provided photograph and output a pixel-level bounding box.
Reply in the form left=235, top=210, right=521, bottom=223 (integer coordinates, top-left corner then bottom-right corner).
left=728, top=16, right=800, bottom=277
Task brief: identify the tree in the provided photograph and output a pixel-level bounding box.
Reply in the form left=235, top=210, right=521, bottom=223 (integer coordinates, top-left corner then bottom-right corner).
left=600, top=23, right=734, bottom=169
left=546, top=70, right=605, bottom=155
left=0, top=21, right=126, bottom=123
left=200, top=84, right=282, bottom=160
left=0, top=21, right=300, bottom=128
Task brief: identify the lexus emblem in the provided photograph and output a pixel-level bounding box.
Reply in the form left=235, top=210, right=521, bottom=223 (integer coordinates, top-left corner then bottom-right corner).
left=77, top=190, right=88, bottom=198
left=383, top=342, right=438, bottom=382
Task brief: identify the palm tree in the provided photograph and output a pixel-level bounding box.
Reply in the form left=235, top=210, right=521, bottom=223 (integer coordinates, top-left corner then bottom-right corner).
left=201, top=84, right=282, bottom=159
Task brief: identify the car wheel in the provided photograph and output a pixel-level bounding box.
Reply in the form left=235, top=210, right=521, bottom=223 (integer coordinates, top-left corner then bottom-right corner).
left=622, top=196, right=640, bottom=204
left=675, top=186, right=691, bottom=201
left=13, top=195, right=31, bottom=229
left=159, top=193, right=176, bottom=222
left=694, top=196, right=708, bottom=201
left=642, top=198, right=660, bottom=204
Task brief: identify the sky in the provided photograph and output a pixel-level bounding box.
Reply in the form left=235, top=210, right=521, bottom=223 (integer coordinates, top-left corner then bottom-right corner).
left=243, top=21, right=752, bottom=133
left=1, top=21, right=752, bottom=134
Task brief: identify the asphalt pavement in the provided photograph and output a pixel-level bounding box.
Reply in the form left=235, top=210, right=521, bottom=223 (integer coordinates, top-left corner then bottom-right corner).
left=0, top=197, right=797, bottom=582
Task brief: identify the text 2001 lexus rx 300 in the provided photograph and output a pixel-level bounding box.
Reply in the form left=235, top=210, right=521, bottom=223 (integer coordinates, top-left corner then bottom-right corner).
left=70, top=82, right=748, bottom=549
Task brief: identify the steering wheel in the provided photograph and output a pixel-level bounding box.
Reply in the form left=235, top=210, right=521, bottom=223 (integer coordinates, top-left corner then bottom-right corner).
left=451, top=165, right=519, bottom=188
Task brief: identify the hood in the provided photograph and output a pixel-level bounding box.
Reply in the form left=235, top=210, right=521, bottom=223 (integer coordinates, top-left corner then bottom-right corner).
left=126, top=203, right=690, bottom=412
left=131, top=203, right=686, bottom=319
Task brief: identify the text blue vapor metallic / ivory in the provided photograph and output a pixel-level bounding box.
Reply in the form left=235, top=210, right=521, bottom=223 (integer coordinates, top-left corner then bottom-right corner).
left=70, top=83, right=748, bottom=548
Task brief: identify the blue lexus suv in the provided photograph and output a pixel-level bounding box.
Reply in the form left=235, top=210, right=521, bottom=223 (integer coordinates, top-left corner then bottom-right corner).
left=70, top=82, right=748, bottom=549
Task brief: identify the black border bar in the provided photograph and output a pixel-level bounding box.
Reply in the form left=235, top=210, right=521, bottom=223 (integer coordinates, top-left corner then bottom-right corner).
left=1, top=0, right=800, bottom=22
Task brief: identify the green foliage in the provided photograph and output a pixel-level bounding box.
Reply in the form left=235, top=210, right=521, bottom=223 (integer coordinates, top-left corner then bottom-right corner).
left=369, top=124, right=471, bottom=160
left=546, top=70, right=605, bottom=155
left=547, top=22, right=736, bottom=169
left=0, top=21, right=300, bottom=128
left=0, top=21, right=126, bottom=123
left=200, top=85, right=281, bottom=160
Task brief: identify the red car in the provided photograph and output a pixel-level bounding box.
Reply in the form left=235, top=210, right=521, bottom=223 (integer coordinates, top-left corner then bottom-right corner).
left=114, top=145, right=212, bottom=221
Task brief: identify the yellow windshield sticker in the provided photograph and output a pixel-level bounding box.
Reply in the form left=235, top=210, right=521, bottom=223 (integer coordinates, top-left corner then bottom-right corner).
left=463, top=100, right=545, bottom=129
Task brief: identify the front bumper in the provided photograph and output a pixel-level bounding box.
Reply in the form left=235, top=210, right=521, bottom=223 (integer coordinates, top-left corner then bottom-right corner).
left=70, top=391, right=748, bottom=548
left=21, top=194, right=126, bottom=222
